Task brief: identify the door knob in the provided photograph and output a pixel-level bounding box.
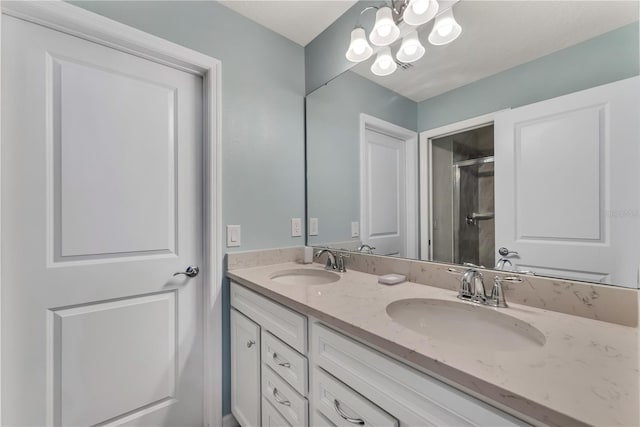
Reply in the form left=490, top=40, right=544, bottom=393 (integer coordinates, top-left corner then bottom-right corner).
left=173, top=265, right=199, bottom=278
left=498, top=247, right=519, bottom=257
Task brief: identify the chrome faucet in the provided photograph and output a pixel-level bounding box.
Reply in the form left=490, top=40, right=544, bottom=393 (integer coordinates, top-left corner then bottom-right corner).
left=459, top=268, right=486, bottom=303
left=458, top=267, right=508, bottom=308
left=315, top=249, right=349, bottom=273
left=315, top=249, right=336, bottom=270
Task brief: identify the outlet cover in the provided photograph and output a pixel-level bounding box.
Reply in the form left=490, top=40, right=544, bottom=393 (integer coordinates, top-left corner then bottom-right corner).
left=291, top=218, right=302, bottom=237
left=351, top=221, right=360, bottom=238
left=309, top=218, right=319, bottom=236
left=226, top=225, right=241, bottom=247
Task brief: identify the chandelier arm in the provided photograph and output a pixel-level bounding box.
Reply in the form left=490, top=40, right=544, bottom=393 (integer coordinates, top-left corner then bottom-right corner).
left=392, top=0, right=409, bottom=18
left=355, top=5, right=379, bottom=28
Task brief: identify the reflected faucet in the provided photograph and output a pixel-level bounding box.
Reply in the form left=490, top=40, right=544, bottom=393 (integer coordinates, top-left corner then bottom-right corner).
left=496, top=247, right=518, bottom=271
left=357, top=243, right=375, bottom=254
left=495, top=258, right=513, bottom=270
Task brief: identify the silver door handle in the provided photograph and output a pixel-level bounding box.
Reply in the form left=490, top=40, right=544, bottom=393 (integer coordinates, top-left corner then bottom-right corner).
left=246, top=340, right=256, bottom=348
left=334, top=399, right=364, bottom=425
left=173, top=265, right=199, bottom=278
left=498, top=247, right=519, bottom=257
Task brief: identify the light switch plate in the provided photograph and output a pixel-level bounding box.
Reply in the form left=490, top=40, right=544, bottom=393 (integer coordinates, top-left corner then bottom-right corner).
left=309, top=218, right=319, bottom=236
left=291, top=218, right=302, bottom=237
left=226, top=225, right=241, bottom=247
left=351, top=221, right=360, bottom=238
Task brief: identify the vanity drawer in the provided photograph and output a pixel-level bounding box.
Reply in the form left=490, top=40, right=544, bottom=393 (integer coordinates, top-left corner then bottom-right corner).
left=311, top=322, right=526, bottom=426
left=262, top=364, right=308, bottom=427
left=262, top=330, right=308, bottom=396
left=231, top=281, right=307, bottom=353
left=313, top=367, right=398, bottom=427
left=262, top=397, right=292, bottom=427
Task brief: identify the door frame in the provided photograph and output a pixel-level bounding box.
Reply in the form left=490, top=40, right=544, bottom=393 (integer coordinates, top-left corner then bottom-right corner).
left=359, top=113, right=418, bottom=258
left=0, top=1, right=223, bottom=425
left=419, top=112, right=497, bottom=260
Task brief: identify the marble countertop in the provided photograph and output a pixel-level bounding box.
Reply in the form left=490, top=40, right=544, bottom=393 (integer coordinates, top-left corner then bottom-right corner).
left=228, top=262, right=639, bottom=427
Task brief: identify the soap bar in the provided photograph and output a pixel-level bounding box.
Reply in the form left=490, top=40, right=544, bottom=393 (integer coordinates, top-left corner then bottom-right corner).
left=378, top=274, right=406, bottom=285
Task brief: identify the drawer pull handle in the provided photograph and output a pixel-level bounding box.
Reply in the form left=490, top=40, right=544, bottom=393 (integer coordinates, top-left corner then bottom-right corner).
left=272, top=387, right=291, bottom=406
left=333, top=399, right=365, bottom=425
left=246, top=340, right=255, bottom=348
left=272, top=352, right=291, bottom=368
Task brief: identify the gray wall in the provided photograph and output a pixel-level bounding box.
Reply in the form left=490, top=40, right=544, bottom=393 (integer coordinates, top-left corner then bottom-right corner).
left=305, top=0, right=377, bottom=94
left=306, top=71, right=417, bottom=246
left=418, top=22, right=640, bottom=130
left=71, top=0, right=305, bottom=416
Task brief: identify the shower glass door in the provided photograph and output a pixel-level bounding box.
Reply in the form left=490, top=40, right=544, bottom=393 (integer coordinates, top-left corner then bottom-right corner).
left=453, top=157, right=495, bottom=267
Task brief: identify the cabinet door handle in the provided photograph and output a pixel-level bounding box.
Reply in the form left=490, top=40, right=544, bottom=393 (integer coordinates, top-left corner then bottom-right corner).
left=272, top=352, right=291, bottom=368
left=272, top=387, right=291, bottom=406
left=333, top=399, right=365, bottom=425
left=246, top=340, right=255, bottom=348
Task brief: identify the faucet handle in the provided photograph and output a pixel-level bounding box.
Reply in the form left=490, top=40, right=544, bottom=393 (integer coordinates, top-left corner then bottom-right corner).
left=336, top=252, right=349, bottom=272
left=489, top=277, right=508, bottom=308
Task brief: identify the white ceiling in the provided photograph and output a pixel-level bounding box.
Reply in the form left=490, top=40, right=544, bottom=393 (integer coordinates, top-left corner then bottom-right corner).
left=351, top=0, right=639, bottom=102
left=218, top=0, right=358, bottom=46
left=219, top=0, right=638, bottom=102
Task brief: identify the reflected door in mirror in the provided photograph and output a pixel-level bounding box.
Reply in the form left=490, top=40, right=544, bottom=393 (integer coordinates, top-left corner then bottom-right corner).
left=494, top=77, right=640, bottom=286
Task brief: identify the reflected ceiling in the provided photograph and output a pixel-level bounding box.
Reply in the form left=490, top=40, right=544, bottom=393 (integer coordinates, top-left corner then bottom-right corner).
left=351, top=1, right=639, bottom=101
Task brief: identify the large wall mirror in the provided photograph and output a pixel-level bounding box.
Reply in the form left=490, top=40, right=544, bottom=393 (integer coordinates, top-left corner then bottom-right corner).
left=306, top=0, right=640, bottom=288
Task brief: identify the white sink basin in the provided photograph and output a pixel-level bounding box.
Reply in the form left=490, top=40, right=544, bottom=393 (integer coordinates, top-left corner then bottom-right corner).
left=269, top=268, right=340, bottom=285
left=386, top=298, right=546, bottom=351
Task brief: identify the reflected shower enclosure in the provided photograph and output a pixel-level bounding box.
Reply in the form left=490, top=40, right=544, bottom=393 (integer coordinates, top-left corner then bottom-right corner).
left=431, top=125, right=495, bottom=267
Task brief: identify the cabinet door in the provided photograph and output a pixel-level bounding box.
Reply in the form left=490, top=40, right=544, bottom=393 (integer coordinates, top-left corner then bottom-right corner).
left=262, top=397, right=292, bottom=427
left=231, top=309, right=261, bottom=427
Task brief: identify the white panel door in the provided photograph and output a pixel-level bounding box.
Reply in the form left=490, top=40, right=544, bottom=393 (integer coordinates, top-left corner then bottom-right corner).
left=231, top=309, right=261, bottom=427
left=2, top=15, right=204, bottom=425
left=361, top=128, right=407, bottom=256
left=495, top=76, right=640, bottom=286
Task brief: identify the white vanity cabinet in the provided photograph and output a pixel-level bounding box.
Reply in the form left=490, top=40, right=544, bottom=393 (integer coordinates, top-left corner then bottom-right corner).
left=230, top=281, right=528, bottom=427
left=230, top=282, right=309, bottom=427
left=262, top=397, right=292, bottom=426
left=230, top=309, right=261, bottom=427
left=310, top=322, right=528, bottom=427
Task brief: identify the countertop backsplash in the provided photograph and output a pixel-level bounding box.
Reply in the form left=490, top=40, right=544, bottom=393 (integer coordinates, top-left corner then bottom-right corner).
left=228, top=247, right=638, bottom=327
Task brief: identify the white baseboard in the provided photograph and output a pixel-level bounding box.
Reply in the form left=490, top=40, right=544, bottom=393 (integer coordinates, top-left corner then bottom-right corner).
left=222, top=413, right=239, bottom=427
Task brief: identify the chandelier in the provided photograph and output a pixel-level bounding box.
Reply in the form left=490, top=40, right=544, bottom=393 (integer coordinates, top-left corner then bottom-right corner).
left=346, top=0, right=462, bottom=76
